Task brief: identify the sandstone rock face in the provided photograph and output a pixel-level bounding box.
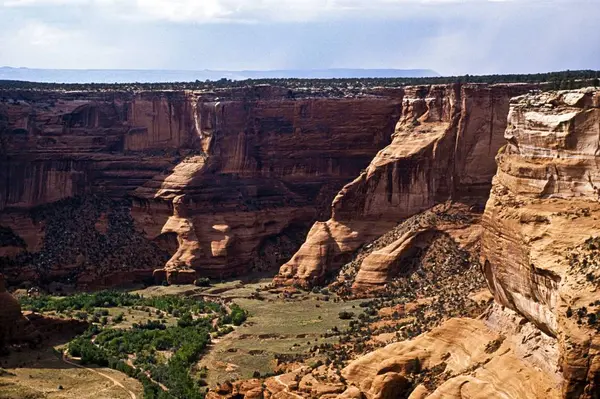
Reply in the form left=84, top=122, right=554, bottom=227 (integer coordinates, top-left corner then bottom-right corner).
left=353, top=228, right=434, bottom=288
left=278, top=84, right=536, bottom=287
left=481, top=88, right=600, bottom=398
left=313, top=88, right=600, bottom=399
left=342, top=312, right=562, bottom=399
left=350, top=202, right=483, bottom=289
left=0, top=87, right=402, bottom=286
left=0, top=274, right=23, bottom=348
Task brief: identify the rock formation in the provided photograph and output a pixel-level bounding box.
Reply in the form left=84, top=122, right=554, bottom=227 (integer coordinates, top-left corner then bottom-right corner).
left=349, top=202, right=483, bottom=290
left=342, top=308, right=562, bottom=399
left=0, top=274, right=40, bottom=350
left=481, top=87, right=600, bottom=398
left=0, top=86, right=402, bottom=286
left=4, top=82, right=599, bottom=398
left=335, top=88, right=600, bottom=399
left=0, top=274, right=23, bottom=349
left=277, top=83, right=536, bottom=287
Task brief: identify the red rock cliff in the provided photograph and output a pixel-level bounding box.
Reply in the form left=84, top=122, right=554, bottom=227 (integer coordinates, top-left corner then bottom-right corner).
left=481, top=88, right=600, bottom=398
left=277, top=83, right=536, bottom=287
left=0, top=86, right=402, bottom=286
left=321, top=88, right=599, bottom=399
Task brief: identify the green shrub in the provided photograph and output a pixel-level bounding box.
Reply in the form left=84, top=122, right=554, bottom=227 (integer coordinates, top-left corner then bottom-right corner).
left=24, top=291, right=236, bottom=399
left=194, top=277, right=211, bottom=287
left=230, top=304, right=247, bottom=326
left=113, top=312, right=125, bottom=323
left=338, top=311, right=354, bottom=320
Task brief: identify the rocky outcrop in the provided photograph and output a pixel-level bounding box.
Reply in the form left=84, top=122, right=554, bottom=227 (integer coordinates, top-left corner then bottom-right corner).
left=351, top=204, right=482, bottom=289
left=481, top=88, right=600, bottom=398
left=277, top=84, right=536, bottom=287
left=342, top=307, right=562, bottom=399
left=353, top=228, right=435, bottom=288
left=0, top=274, right=40, bottom=350
left=0, top=87, right=402, bottom=286
left=0, top=274, right=23, bottom=349
left=339, top=88, right=600, bottom=399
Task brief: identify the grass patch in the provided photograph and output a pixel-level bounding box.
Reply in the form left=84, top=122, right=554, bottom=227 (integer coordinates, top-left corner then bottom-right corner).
left=199, top=296, right=365, bottom=386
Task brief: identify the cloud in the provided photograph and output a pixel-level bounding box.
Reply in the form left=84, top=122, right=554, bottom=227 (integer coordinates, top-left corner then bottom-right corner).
left=1, top=0, right=569, bottom=23
left=15, top=20, right=71, bottom=46
left=0, top=19, right=127, bottom=68
left=0, top=0, right=598, bottom=74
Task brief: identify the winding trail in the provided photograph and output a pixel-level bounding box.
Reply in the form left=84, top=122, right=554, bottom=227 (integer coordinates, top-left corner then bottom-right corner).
left=61, top=353, right=137, bottom=399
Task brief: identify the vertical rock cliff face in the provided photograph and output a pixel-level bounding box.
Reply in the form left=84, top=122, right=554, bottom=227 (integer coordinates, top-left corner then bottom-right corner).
left=325, top=89, right=600, bottom=399
left=277, top=84, right=535, bottom=287
left=0, top=90, right=194, bottom=286
left=481, top=88, right=600, bottom=398
left=0, top=87, right=403, bottom=286
left=137, top=88, right=404, bottom=283
left=0, top=91, right=194, bottom=209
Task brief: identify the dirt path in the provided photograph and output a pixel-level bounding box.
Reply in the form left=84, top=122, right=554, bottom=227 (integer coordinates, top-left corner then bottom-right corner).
left=61, top=353, right=137, bottom=399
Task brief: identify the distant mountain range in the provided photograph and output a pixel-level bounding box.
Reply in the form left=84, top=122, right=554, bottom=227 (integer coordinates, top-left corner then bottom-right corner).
left=0, top=67, right=439, bottom=84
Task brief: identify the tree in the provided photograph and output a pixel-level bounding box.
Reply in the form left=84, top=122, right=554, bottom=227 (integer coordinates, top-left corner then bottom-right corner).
left=177, top=312, right=193, bottom=328
left=338, top=311, right=354, bottom=320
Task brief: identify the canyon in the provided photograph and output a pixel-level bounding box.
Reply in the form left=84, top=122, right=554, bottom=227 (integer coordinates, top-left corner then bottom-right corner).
left=337, top=87, right=600, bottom=399
left=0, top=86, right=403, bottom=286
left=206, top=87, right=600, bottom=399
left=2, top=82, right=600, bottom=398
left=0, top=83, right=530, bottom=288
left=276, top=83, right=536, bottom=287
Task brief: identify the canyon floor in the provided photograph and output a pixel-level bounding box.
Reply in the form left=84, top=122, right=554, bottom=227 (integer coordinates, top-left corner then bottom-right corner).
left=0, top=342, right=143, bottom=399
left=1, top=216, right=490, bottom=398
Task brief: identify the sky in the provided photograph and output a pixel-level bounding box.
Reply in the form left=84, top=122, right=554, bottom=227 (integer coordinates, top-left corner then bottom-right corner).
left=0, top=0, right=599, bottom=76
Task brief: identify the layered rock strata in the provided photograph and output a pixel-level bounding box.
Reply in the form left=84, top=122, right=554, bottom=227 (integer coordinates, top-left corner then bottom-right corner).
left=480, top=87, right=600, bottom=398
left=277, top=84, right=536, bottom=287
left=337, top=88, right=600, bottom=399
left=342, top=306, right=562, bottom=399
left=350, top=202, right=483, bottom=290
left=0, top=87, right=402, bottom=286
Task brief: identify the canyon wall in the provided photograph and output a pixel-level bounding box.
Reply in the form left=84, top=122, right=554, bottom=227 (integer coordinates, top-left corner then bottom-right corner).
left=276, top=83, right=536, bottom=287
left=337, top=88, right=600, bottom=399
left=480, top=88, right=600, bottom=398
left=0, top=86, right=402, bottom=286
left=5, top=83, right=599, bottom=397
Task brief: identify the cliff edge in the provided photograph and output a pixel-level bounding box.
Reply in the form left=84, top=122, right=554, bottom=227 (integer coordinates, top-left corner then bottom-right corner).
left=0, top=86, right=402, bottom=286
left=338, top=88, right=600, bottom=399
left=276, top=83, right=536, bottom=288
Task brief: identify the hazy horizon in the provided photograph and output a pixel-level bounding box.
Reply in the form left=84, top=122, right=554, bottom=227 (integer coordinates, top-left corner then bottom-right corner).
left=1, top=1, right=599, bottom=76
left=0, top=66, right=442, bottom=83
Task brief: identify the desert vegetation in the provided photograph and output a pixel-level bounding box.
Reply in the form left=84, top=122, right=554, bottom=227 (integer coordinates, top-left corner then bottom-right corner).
left=18, top=290, right=247, bottom=399
left=0, top=69, right=598, bottom=94
left=0, top=196, right=170, bottom=287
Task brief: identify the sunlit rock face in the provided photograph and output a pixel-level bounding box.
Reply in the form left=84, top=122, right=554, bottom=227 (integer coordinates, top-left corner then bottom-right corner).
left=315, top=89, right=599, bottom=399
left=0, top=86, right=403, bottom=286
left=341, top=313, right=562, bottom=399
left=481, top=88, right=600, bottom=398
left=277, top=83, right=536, bottom=287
